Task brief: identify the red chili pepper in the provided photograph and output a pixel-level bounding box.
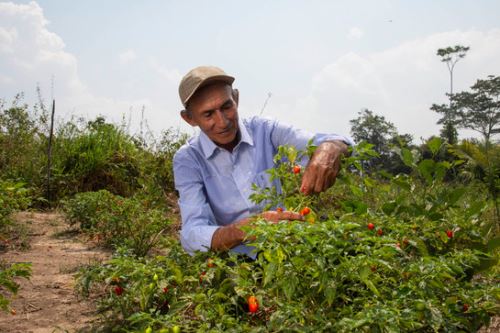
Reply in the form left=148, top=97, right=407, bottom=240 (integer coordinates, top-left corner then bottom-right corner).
left=300, top=207, right=311, bottom=216
left=247, top=296, right=259, bottom=313
left=114, top=286, right=124, bottom=296
left=207, top=259, right=215, bottom=268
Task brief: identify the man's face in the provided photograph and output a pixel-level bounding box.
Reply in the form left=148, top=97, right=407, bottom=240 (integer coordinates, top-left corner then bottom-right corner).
left=182, top=82, right=239, bottom=149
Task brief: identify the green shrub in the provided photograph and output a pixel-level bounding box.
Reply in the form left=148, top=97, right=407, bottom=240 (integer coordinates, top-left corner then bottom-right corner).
left=75, top=143, right=499, bottom=332
left=0, top=262, right=31, bottom=312
left=1, top=97, right=187, bottom=206
left=0, top=96, right=48, bottom=197
left=63, top=190, right=172, bottom=256
left=52, top=117, right=142, bottom=199
left=0, top=181, right=31, bottom=230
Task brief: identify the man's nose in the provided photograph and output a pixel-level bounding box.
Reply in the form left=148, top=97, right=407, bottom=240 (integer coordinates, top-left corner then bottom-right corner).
left=214, top=109, right=230, bottom=127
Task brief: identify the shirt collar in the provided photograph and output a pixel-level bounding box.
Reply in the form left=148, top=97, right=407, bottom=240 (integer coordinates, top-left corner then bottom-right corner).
left=198, top=118, right=254, bottom=159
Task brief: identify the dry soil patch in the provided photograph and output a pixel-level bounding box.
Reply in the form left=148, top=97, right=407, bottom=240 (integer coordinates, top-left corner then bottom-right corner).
left=0, top=211, right=109, bottom=333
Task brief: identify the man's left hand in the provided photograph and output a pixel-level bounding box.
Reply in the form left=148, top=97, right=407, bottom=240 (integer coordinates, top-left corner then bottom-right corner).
left=300, top=140, right=349, bottom=195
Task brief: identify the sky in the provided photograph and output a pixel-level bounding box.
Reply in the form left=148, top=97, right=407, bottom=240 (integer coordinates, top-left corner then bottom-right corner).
left=1, top=0, right=500, bottom=142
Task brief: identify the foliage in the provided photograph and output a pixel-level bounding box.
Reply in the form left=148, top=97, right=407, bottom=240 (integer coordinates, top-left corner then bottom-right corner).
left=250, top=143, right=317, bottom=219
left=350, top=109, right=397, bottom=154
left=76, top=143, right=499, bottom=332
left=436, top=46, right=470, bottom=70
left=435, top=45, right=470, bottom=144
left=0, top=95, right=48, bottom=193
left=1, top=94, right=188, bottom=206
left=0, top=181, right=32, bottom=313
left=50, top=117, right=142, bottom=199
left=143, top=128, right=188, bottom=194
left=62, top=190, right=172, bottom=257
left=432, top=75, right=500, bottom=144
left=349, top=109, right=414, bottom=175
left=0, top=262, right=31, bottom=312
left=451, top=139, right=500, bottom=227
left=452, top=75, right=500, bottom=142
left=0, top=181, right=31, bottom=231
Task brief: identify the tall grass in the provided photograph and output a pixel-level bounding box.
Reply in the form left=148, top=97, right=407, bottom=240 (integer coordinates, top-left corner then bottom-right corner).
left=0, top=96, right=186, bottom=205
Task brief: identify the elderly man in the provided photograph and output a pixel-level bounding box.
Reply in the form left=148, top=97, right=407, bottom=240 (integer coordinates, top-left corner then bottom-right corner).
left=174, top=66, right=352, bottom=257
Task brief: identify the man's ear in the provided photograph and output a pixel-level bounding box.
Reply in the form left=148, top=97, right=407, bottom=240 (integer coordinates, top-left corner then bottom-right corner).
left=180, top=110, right=197, bottom=127
left=232, top=88, right=239, bottom=106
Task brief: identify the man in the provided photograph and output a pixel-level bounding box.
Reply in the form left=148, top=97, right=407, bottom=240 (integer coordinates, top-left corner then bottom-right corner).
left=174, top=66, right=352, bottom=257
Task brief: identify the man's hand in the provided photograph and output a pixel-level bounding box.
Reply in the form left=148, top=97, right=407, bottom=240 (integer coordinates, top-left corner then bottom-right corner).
left=211, top=210, right=303, bottom=251
left=260, top=210, right=304, bottom=223
left=300, top=140, right=349, bottom=195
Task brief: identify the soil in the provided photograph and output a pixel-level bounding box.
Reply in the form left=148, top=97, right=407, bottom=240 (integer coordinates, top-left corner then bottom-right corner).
left=0, top=212, right=110, bottom=333
left=0, top=211, right=498, bottom=333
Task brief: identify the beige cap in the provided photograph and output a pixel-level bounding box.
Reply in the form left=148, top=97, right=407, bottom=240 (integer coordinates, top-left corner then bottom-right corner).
left=179, top=66, right=235, bottom=108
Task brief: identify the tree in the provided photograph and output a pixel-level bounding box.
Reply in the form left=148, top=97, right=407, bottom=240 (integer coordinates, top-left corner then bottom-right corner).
left=435, top=45, right=470, bottom=144
left=350, top=109, right=413, bottom=174
left=442, top=75, right=500, bottom=222
left=350, top=109, right=396, bottom=154
left=452, top=75, right=500, bottom=143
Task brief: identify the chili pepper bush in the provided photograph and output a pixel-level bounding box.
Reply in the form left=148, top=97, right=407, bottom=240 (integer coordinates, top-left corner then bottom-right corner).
left=77, top=140, right=499, bottom=332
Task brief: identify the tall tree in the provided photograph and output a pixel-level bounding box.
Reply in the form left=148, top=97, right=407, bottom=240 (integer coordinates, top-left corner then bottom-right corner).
left=435, top=45, right=470, bottom=144
left=433, top=75, right=500, bottom=143
left=451, top=75, right=500, bottom=143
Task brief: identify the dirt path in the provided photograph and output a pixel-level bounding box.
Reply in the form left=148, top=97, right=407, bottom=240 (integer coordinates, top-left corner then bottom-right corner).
left=0, top=211, right=110, bottom=333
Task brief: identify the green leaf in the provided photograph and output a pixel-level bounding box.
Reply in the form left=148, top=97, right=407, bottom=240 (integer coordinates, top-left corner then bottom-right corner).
left=447, top=188, right=466, bottom=206
left=283, top=275, right=298, bottom=300
left=355, top=202, right=368, bottom=215
left=427, top=137, right=442, bottom=155
left=413, top=238, right=429, bottom=257
left=487, top=237, right=500, bottom=251
left=400, top=148, right=414, bottom=167
left=263, top=262, right=277, bottom=286
left=382, top=201, right=397, bottom=215
left=324, top=283, right=336, bottom=306
left=417, top=159, right=435, bottom=184
left=392, top=175, right=411, bottom=191
left=286, top=146, right=298, bottom=164
left=349, top=184, right=363, bottom=197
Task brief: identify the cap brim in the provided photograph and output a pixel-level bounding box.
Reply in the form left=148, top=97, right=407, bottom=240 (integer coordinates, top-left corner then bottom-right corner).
left=183, top=75, right=235, bottom=107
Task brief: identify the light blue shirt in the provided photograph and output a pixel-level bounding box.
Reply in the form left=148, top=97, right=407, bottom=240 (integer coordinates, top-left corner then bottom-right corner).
left=173, top=116, right=353, bottom=257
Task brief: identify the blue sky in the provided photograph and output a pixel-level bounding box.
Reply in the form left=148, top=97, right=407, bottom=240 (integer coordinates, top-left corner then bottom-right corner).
left=1, top=1, right=500, bottom=140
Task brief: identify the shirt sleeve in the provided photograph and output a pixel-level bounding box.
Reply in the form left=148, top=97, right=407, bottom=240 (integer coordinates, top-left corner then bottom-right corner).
left=173, top=149, right=220, bottom=255
left=269, top=118, right=354, bottom=153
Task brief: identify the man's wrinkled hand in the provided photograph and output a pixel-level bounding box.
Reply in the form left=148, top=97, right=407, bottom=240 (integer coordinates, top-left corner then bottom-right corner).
left=300, top=140, right=348, bottom=195
left=260, top=210, right=304, bottom=223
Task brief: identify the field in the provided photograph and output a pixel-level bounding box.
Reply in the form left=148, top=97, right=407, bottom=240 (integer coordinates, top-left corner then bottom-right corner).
left=0, top=99, right=499, bottom=332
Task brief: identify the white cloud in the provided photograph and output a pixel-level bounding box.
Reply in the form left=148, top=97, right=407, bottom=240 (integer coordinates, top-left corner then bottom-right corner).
left=118, top=49, right=137, bottom=65
left=283, top=29, right=500, bottom=141
left=0, top=1, right=155, bottom=132
left=149, top=58, right=182, bottom=84
left=347, top=27, right=364, bottom=40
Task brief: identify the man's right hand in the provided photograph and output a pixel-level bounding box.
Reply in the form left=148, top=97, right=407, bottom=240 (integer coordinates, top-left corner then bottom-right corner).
left=210, top=210, right=303, bottom=251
